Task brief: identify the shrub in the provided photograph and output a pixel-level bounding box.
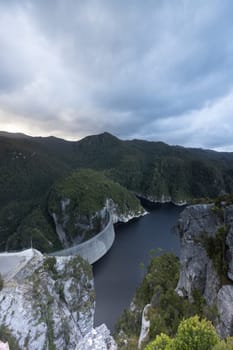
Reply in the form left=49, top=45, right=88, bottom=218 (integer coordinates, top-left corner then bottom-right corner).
left=212, top=338, right=233, bottom=350
left=144, top=316, right=219, bottom=350
left=144, top=333, right=173, bottom=350
left=43, top=256, right=57, bottom=276
left=172, top=316, right=218, bottom=350
left=203, top=225, right=230, bottom=284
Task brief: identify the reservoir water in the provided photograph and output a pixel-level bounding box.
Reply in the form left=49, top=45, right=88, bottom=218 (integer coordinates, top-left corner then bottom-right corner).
left=93, top=202, right=185, bottom=331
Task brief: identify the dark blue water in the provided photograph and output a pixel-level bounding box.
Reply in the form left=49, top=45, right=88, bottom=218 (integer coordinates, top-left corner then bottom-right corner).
left=93, top=203, right=184, bottom=331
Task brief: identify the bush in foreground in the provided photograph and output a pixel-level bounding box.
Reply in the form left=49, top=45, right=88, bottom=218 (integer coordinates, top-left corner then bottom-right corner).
left=145, top=316, right=219, bottom=350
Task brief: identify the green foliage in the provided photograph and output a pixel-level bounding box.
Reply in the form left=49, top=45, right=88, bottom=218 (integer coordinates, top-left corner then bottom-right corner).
left=2, top=132, right=233, bottom=252
left=115, top=309, right=141, bottom=339
left=6, top=207, right=62, bottom=253
left=214, top=195, right=233, bottom=208
left=48, top=168, right=143, bottom=243
left=49, top=168, right=142, bottom=216
left=145, top=316, right=219, bottom=350
left=116, top=253, right=219, bottom=350
left=116, top=254, right=197, bottom=349
left=212, top=338, right=233, bottom=350
left=0, top=200, right=34, bottom=251
left=115, top=334, right=139, bottom=350
left=0, top=137, right=70, bottom=208
left=0, top=134, right=70, bottom=252
left=144, top=333, right=172, bottom=350
left=43, top=257, right=57, bottom=276
left=203, top=225, right=230, bottom=285
left=115, top=254, right=180, bottom=348
left=171, top=316, right=219, bottom=350
left=211, top=194, right=233, bottom=220
left=211, top=205, right=224, bottom=221
left=135, top=253, right=180, bottom=309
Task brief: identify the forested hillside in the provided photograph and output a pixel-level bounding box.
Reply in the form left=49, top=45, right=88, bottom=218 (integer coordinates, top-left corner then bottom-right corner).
left=1, top=131, right=233, bottom=252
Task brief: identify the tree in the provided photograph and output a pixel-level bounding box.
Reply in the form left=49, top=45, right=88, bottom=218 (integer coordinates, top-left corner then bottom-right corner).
left=171, top=316, right=218, bottom=350
left=144, top=316, right=219, bottom=350
left=144, top=333, right=172, bottom=350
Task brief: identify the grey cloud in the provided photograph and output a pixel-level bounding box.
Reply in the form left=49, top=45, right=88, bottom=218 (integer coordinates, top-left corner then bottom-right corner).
left=0, top=0, right=233, bottom=149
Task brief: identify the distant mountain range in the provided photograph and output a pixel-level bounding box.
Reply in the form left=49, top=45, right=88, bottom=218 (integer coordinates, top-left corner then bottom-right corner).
left=1, top=131, right=233, bottom=252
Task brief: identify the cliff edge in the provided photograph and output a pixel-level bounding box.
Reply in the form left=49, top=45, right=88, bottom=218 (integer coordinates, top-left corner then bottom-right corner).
left=176, top=203, right=233, bottom=337
left=0, top=249, right=116, bottom=350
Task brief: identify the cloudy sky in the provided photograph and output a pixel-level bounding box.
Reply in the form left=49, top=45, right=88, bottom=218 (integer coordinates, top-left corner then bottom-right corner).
left=0, top=0, right=233, bottom=150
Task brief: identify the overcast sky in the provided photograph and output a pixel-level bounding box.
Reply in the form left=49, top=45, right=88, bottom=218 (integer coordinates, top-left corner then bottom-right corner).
left=0, top=0, right=233, bottom=150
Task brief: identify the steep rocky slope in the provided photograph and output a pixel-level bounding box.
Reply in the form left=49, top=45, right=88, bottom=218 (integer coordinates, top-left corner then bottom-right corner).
left=48, top=169, right=145, bottom=247
left=176, top=203, right=233, bottom=337
left=0, top=249, right=116, bottom=350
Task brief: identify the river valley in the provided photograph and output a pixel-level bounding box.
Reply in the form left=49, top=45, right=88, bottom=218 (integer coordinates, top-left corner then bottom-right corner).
left=93, top=202, right=185, bottom=331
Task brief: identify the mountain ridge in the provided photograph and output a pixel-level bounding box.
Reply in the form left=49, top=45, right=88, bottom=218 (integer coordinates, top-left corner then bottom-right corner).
left=1, top=129, right=233, bottom=154
left=2, top=130, right=233, bottom=252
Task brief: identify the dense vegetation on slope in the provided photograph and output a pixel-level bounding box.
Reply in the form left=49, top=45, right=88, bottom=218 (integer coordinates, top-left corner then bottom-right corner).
left=73, top=133, right=233, bottom=202
left=3, top=131, right=233, bottom=203
left=115, top=253, right=217, bottom=350
left=48, top=168, right=143, bottom=244
left=0, top=135, right=70, bottom=251
left=1, top=131, right=233, bottom=251
left=49, top=168, right=142, bottom=216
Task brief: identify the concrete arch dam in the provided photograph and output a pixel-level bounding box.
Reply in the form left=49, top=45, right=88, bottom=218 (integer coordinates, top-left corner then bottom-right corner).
left=50, top=214, right=115, bottom=264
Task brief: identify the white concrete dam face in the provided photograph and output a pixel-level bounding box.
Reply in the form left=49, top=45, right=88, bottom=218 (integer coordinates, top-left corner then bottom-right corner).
left=0, top=249, right=42, bottom=280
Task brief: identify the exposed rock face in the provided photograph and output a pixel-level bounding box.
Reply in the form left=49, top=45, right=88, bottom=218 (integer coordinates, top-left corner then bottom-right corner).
left=0, top=342, right=9, bottom=350
left=50, top=197, right=145, bottom=248
left=48, top=168, right=145, bottom=248
left=138, top=304, right=151, bottom=349
left=0, top=249, right=116, bottom=350
left=138, top=194, right=187, bottom=206
left=176, top=204, right=233, bottom=337
left=225, top=205, right=233, bottom=280
left=50, top=200, right=109, bottom=247
left=50, top=213, right=115, bottom=265
left=105, top=198, right=146, bottom=224
left=51, top=212, right=70, bottom=247
left=217, top=285, right=233, bottom=338
left=76, top=324, right=117, bottom=350
left=176, top=204, right=220, bottom=301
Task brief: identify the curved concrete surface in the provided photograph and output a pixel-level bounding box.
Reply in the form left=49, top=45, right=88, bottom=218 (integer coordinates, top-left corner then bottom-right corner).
left=0, top=249, right=42, bottom=281
left=50, top=214, right=115, bottom=264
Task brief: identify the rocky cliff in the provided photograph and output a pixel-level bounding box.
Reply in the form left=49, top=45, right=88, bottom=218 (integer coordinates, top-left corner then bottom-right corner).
left=176, top=203, right=233, bottom=337
left=48, top=169, right=145, bottom=248
left=0, top=249, right=116, bottom=350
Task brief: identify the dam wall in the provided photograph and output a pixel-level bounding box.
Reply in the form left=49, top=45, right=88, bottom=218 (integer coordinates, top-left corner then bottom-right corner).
left=50, top=214, right=115, bottom=264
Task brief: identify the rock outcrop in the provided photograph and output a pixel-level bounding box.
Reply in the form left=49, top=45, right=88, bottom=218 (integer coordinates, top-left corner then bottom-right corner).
left=48, top=169, right=145, bottom=248
left=176, top=204, right=233, bottom=337
left=0, top=249, right=116, bottom=350
left=105, top=198, right=146, bottom=224
left=0, top=342, right=9, bottom=350
left=217, top=285, right=233, bottom=337
left=138, top=304, right=151, bottom=349
left=76, top=324, right=117, bottom=350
